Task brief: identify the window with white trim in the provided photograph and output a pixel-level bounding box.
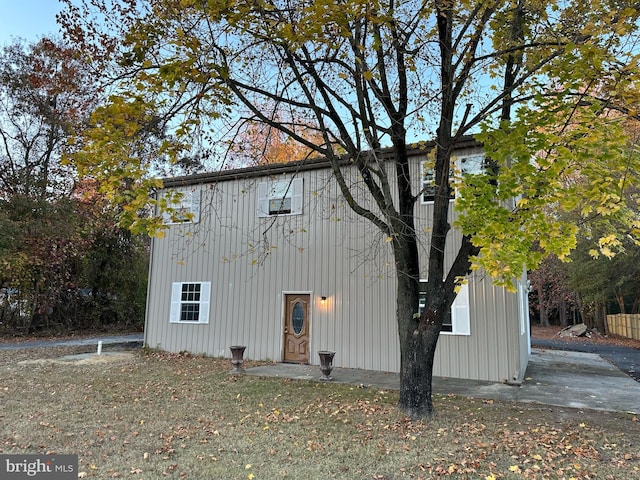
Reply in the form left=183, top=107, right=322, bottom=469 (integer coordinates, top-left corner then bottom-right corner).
left=163, top=189, right=201, bottom=224
left=421, top=154, right=486, bottom=203
left=418, top=282, right=470, bottom=335
left=170, top=282, right=211, bottom=324
left=257, top=178, right=303, bottom=217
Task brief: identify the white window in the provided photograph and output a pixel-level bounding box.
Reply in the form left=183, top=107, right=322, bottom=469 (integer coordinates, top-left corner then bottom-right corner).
left=418, top=282, right=470, bottom=335
left=421, top=164, right=454, bottom=203
left=421, top=154, right=486, bottom=203
left=257, top=178, right=303, bottom=217
left=518, top=280, right=530, bottom=336
left=163, top=189, right=201, bottom=224
left=459, top=154, right=486, bottom=176
left=170, top=282, right=211, bottom=324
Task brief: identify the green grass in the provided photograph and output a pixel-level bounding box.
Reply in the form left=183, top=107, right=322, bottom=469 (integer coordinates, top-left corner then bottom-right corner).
left=1, top=347, right=638, bottom=479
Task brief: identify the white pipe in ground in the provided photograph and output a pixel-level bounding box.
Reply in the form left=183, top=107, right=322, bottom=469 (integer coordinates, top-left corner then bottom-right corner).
left=97, top=341, right=103, bottom=355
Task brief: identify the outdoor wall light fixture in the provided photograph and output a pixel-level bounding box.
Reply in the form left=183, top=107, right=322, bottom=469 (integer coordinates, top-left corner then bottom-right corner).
left=321, top=296, right=327, bottom=302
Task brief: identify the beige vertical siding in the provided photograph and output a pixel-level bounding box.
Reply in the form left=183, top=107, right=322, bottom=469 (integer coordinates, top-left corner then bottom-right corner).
left=145, top=149, right=528, bottom=381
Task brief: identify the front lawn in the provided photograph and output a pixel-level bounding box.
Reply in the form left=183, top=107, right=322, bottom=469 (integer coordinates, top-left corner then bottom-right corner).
left=1, top=347, right=638, bottom=479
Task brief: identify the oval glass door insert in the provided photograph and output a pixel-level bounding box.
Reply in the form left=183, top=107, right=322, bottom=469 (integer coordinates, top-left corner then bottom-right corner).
left=292, top=302, right=305, bottom=335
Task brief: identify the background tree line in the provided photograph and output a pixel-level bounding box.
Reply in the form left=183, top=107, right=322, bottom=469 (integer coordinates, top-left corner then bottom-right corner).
left=0, top=38, right=148, bottom=335
left=529, top=225, right=640, bottom=332
left=529, top=120, right=640, bottom=333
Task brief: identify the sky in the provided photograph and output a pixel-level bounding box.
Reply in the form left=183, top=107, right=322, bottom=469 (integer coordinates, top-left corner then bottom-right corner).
left=0, top=0, right=65, bottom=45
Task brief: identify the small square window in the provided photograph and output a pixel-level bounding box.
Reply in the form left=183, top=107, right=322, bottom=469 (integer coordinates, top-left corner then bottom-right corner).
left=163, top=189, right=201, bottom=224
left=170, top=282, right=210, bottom=324
left=421, top=154, right=486, bottom=204
left=460, top=154, right=486, bottom=176
left=257, top=178, right=303, bottom=217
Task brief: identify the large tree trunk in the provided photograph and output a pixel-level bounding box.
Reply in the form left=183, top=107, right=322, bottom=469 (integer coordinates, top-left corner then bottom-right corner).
left=398, top=313, right=441, bottom=418
left=394, top=246, right=448, bottom=419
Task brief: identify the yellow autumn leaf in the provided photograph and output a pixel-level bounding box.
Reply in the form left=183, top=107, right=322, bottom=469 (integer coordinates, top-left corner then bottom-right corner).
left=248, top=474, right=255, bottom=480
left=509, top=465, right=521, bottom=472
left=485, top=475, right=496, bottom=480
left=532, top=454, right=543, bottom=461
left=245, top=464, right=252, bottom=469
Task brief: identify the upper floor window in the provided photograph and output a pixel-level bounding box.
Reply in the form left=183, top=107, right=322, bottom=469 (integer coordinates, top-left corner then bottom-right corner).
left=163, top=189, right=201, bottom=224
left=421, top=154, right=486, bottom=204
left=257, top=178, right=303, bottom=217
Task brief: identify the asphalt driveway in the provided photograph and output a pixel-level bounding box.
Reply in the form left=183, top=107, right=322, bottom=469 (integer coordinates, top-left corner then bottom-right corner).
left=532, top=338, right=640, bottom=382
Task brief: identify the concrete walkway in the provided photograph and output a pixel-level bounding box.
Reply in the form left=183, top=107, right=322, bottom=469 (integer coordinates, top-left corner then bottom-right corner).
left=247, top=348, right=640, bottom=414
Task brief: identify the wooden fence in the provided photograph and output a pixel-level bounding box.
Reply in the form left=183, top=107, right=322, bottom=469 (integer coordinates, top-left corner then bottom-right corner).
left=606, top=314, right=640, bottom=340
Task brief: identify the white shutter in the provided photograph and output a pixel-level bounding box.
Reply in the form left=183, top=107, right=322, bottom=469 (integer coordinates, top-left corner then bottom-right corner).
left=257, top=182, right=270, bottom=217
left=169, top=283, right=182, bottom=323
left=452, top=284, right=471, bottom=335
left=190, top=189, right=201, bottom=223
left=290, top=177, right=303, bottom=215
left=199, top=282, right=211, bottom=324
left=518, top=281, right=528, bottom=335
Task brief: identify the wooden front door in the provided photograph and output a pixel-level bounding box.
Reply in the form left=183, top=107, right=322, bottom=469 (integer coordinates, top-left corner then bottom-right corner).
left=283, top=294, right=310, bottom=363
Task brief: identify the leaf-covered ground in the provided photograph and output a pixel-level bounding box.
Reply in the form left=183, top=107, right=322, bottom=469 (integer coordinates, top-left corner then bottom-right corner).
left=1, top=347, right=638, bottom=479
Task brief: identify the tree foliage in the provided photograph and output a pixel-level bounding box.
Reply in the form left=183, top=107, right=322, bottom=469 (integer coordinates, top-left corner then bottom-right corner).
left=60, top=0, right=640, bottom=417
left=528, top=109, right=640, bottom=330
left=0, top=39, right=149, bottom=334
left=0, top=38, right=95, bottom=198
left=227, top=109, right=325, bottom=168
